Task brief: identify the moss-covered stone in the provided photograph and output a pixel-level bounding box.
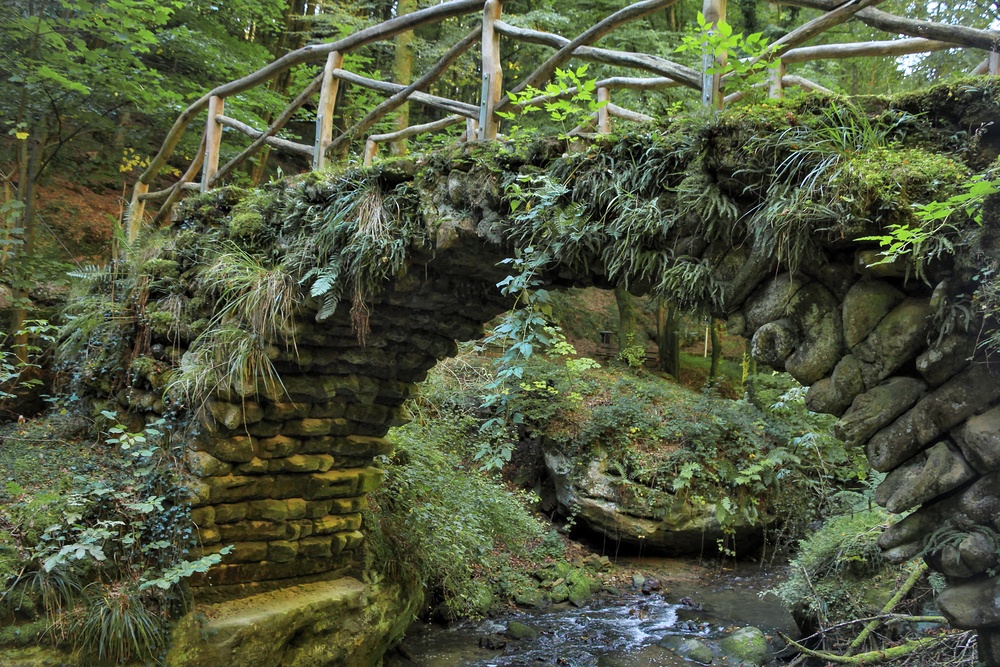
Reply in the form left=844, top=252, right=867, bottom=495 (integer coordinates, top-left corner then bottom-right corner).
left=548, top=582, right=570, bottom=604
left=514, top=589, right=545, bottom=607
left=0, top=645, right=71, bottom=666
left=166, top=576, right=422, bottom=667
left=719, top=626, right=772, bottom=666
left=675, top=638, right=714, bottom=665
left=506, top=621, right=541, bottom=640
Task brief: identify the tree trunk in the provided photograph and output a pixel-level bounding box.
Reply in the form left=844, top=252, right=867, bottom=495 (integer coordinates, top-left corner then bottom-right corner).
left=614, top=287, right=641, bottom=356
left=709, top=319, right=722, bottom=378
left=11, top=125, right=47, bottom=363
left=251, top=0, right=310, bottom=183
left=249, top=145, right=272, bottom=186
left=390, top=0, right=417, bottom=156
left=657, top=303, right=681, bottom=378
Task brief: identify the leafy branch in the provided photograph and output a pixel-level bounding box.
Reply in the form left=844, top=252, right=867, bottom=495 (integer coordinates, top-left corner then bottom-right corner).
left=858, top=175, right=999, bottom=281
left=496, top=64, right=608, bottom=140
left=675, top=13, right=779, bottom=96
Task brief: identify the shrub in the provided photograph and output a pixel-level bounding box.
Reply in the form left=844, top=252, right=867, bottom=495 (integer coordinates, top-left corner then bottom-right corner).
left=770, top=494, right=914, bottom=638
left=366, top=411, right=548, bottom=618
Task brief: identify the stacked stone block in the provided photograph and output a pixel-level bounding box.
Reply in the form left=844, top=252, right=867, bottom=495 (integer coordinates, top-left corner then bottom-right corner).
left=726, top=259, right=1000, bottom=634
left=121, top=268, right=508, bottom=586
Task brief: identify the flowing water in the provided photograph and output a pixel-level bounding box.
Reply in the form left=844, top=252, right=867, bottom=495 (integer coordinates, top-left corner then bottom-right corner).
left=386, top=558, right=798, bottom=667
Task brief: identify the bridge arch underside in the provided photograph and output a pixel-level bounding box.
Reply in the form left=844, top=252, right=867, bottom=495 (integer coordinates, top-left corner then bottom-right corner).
left=120, top=84, right=1000, bottom=638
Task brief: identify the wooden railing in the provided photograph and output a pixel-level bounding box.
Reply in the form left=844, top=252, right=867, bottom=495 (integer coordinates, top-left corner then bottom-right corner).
left=128, top=0, right=1000, bottom=239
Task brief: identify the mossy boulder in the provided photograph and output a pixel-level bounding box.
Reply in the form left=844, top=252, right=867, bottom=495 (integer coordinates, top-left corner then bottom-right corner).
left=167, top=577, right=420, bottom=667
left=675, top=638, right=714, bottom=665
left=228, top=209, right=266, bottom=238
left=0, top=645, right=71, bottom=666
left=548, top=582, right=570, bottom=604
left=719, top=626, right=771, bottom=666
left=565, top=568, right=601, bottom=607
left=506, top=621, right=541, bottom=640
left=514, top=589, right=545, bottom=608
left=0, top=619, right=48, bottom=648
left=466, top=584, right=495, bottom=616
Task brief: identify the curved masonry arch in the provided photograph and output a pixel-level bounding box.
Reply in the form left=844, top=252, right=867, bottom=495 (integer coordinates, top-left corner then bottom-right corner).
left=115, top=84, right=1000, bottom=657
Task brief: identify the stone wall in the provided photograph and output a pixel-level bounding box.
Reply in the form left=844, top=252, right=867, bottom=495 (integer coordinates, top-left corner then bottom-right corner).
left=727, top=267, right=1000, bottom=630
left=152, top=274, right=510, bottom=586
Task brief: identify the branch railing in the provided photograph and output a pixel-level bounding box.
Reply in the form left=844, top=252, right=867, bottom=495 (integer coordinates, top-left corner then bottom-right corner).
left=127, top=0, right=1000, bottom=240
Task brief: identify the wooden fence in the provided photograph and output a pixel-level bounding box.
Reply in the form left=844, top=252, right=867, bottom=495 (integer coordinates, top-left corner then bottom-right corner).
left=128, top=0, right=1000, bottom=238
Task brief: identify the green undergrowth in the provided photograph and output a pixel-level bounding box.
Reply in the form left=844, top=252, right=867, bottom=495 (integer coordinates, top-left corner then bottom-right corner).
left=765, top=484, right=958, bottom=661
left=419, top=346, right=864, bottom=543
left=0, top=406, right=220, bottom=664
left=365, top=410, right=558, bottom=620
left=772, top=497, right=903, bottom=638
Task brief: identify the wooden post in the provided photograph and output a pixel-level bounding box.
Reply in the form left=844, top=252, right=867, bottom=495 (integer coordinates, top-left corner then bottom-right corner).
left=363, top=139, right=378, bottom=166
left=478, top=0, right=502, bottom=141
left=597, top=86, right=611, bottom=133
left=201, top=96, right=224, bottom=192
left=990, top=52, right=1000, bottom=75
left=768, top=61, right=786, bottom=98
left=126, top=181, right=149, bottom=245
left=700, top=0, right=727, bottom=110
left=314, top=51, right=344, bottom=171
left=464, top=117, right=479, bottom=142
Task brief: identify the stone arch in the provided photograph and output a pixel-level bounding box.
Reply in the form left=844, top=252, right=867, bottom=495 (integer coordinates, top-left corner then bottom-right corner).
left=101, top=85, right=1000, bottom=645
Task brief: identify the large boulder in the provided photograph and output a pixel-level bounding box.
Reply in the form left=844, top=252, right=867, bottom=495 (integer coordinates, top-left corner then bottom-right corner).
left=719, top=626, right=772, bottom=666
left=543, top=450, right=764, bottom=556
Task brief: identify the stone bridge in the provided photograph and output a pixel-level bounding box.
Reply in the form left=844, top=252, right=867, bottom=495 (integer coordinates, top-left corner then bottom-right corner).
left=111, top=82, right=1000, bottom=655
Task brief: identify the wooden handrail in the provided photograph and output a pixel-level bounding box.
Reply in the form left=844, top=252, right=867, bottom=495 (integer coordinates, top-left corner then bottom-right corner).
left=330, top=70, right=479, bottom=118
left=149, top=134, right=206, bottom=228
left=135, top=0, right=483, bottom=188
left=202, top=96, right=225, bottom=193
left=781, top=37, right=957, bottom=63
left=363, top=115, right=466, bottom=166
left=369, top=115, right=465, bottom=144
left=607, top=104, right=654, bottom=123
left=510, top=76, right=681, bottom=116
left=210, top=73, right=325, bottom=188
left=215, top=116, right=314, bottom=158
left=128, top=0, right=1000, bottom=236
left=724, top=74, right=835, bottom=104
left=326, top=28, right=481, bottom=159
left=781, top=75, right=835, bottom=95
left=594, top=76, right=683, bottom=90
left=492, top=21, right=700, bottom=88
left=779, top=0, right=1000, bottom=51
left=505, top=0, right=680, bottom=102
left=756, top=0, right=887, bottom=64
left=138, top=182, right=199, bottom=203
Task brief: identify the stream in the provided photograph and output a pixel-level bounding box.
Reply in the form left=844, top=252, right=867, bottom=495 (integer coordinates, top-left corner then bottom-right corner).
left=385, top=558, right=799, bottom=667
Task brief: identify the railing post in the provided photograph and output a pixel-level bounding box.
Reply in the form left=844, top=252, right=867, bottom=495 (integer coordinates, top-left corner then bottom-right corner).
left=768, top=61, right=786, bottom=98
left=991, top=52, right=1000, bottom=75
left=127, top=182, right=149, bottom=245
left=597, top=87, right=611, bottom=134
left=478, top=0, right=502, bottom=141
left=700, top=0, right=727, bottom=110
left=363, top=139, right=379, bottom=166
left=314, top=51, right=344, bottom=171
left=464, top=118, right=479, bottom=142
left=201, top=95, right=225, bottom=192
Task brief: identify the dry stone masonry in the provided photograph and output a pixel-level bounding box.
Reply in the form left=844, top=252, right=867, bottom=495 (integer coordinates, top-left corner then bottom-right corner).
left=107, top=81, right=1000, bottom=656
left=160, top=276, right=510, bottom=588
